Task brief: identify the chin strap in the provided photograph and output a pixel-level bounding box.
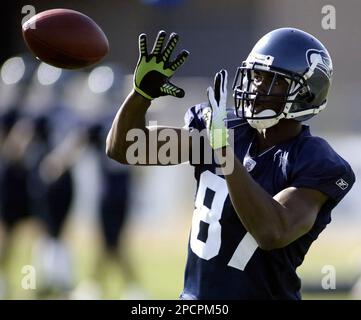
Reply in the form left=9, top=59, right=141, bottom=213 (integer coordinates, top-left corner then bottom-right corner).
left=245, top=108, right=283, bottom=130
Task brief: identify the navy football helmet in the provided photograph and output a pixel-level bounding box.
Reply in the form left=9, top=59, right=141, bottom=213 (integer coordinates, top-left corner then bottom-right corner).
left=232, top=27, right=333, bottom=128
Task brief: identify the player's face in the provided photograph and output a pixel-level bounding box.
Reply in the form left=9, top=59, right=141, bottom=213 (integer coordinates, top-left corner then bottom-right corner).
left=250, top=70, right=289, bottom=115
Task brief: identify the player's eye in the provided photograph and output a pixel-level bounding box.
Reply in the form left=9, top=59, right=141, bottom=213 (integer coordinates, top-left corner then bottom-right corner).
left=253, top=73, right=263, bottom=85
left=274, top=76, right=289, bottom=88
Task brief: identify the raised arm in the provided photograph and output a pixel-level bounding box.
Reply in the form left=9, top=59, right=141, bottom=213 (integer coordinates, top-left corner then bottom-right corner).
left=206, top=70, right=329, bottom=250
left=106, top=30, right=190, bottom=165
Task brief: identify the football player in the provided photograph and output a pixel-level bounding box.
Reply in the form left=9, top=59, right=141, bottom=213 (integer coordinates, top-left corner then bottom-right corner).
left=106, top=28, right=355, bottom=299
left=0, top=54, right=39, bottom=298
left=13, top=62, right=78, bottom=297
left=52, top=64, right=145, bottom=299
left=85, top=118, right=145, bottom=299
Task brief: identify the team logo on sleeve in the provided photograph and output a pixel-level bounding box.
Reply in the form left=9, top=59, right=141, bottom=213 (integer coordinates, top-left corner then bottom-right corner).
left=336, top=178, right=349, bottom=190
left=306, top=49, right=333, bottom=79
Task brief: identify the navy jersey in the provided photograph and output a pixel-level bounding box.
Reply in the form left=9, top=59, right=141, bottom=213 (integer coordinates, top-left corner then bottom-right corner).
left=181, top=103, right=355, bottom=300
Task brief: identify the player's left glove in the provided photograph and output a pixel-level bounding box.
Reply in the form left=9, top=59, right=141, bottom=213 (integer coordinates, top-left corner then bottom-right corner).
left=133, top=30, right=189, bottom=100
left=204, top=69, right=230, bottom=150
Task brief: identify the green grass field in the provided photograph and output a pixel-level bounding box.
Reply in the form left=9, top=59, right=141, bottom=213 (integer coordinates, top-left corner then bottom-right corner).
left=2, top=216, right=361, bottom=300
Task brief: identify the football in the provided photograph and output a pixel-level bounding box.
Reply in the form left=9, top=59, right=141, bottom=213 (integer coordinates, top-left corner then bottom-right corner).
left=22, top=8, right=109, bottom=69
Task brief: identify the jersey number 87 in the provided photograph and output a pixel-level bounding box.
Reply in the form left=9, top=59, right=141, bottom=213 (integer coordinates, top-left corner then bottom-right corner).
left=190, top=170, right=258, bottom=271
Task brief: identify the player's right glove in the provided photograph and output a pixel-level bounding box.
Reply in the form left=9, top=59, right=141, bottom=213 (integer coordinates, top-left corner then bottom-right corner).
left=203, top=69, right=230, bottom=150
left=133, top=30, right=189, bottom=100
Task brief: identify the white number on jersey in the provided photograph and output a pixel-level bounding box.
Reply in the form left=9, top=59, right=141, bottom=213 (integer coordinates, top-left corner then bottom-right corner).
left=190, top=170, right=258, bottom=270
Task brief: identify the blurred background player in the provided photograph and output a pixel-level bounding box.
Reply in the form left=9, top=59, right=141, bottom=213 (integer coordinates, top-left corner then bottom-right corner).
left=69, top=64, right=145, bottom=299
left=1, top=59, right=79, bottom=298
left=0, top=54, right=40, bottom=298
left=0, top=55, right=145, bottom=299
left=25, top=62, right=81, bottom=298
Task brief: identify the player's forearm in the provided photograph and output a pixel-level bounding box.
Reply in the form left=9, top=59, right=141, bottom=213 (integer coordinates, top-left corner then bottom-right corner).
left=215, top=147, right=288, bottom=250
left=106, top=90, right=151, bottom=162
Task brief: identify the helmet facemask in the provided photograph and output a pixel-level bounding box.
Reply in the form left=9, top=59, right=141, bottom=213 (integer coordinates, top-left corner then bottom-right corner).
left=232, top=59, right=315, bottom=130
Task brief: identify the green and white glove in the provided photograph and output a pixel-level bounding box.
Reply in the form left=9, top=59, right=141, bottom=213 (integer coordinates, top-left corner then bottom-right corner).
left=133, top=30, right=189, bottom=100
left=204, top=69, right=230, bottom=150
